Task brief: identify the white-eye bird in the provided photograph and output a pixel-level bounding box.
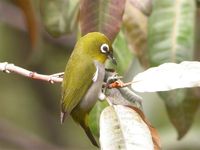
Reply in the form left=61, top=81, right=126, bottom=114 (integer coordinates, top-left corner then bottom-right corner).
left=61, top=32, right=116, bottom=147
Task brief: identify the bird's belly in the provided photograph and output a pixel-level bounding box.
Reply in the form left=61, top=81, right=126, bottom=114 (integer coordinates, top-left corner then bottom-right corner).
left=79, top=83, right=101, bottom=111
left=78, top=61, right=105, bottom=112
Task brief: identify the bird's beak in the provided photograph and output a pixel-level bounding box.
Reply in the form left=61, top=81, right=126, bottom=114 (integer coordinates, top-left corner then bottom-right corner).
left=107, top=51, right=117, bottom=65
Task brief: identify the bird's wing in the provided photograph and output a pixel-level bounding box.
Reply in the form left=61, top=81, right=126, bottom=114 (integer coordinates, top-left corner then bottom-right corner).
left=79, top=61, right=105, bottom=109
left=61, top=56, right=96, bottom=116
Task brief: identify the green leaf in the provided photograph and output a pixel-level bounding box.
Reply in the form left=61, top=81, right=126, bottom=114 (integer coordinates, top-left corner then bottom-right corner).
left=107, top=30, right=133, bottom=75
left=159, top=88, right=200, bottom=139
left=40, top=0, right=79, bottom=37
left=195, top=6, right=200, bottom=60
left=148, top=0, right=197, bottom=139
left=148, top=0, right=195, bottom=66
left=79, top=0, right=126, bottom=41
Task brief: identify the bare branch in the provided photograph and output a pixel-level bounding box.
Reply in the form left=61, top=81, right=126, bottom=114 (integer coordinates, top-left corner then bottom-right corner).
left=0, top=62, right=63, bottom=83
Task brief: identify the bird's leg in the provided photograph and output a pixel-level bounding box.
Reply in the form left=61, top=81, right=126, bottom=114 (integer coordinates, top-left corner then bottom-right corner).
left=102, top=69, right=143, bottom=109
left=104, top=72, right=122, bottom=86
left=104, top=72, right=129, bottom=89
left=104, top=69, right=133, bottom=89
left=100, top=70, right=123, bottom=101
left=102, top=72, right=118, bottom=93
left=107, top=80, right=135, bottom=89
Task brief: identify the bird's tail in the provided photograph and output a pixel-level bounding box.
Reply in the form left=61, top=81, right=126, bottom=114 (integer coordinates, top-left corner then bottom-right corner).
left=60, top=111, right=68, bottom=124
left=71, top=108, right=99, bottom=147
left=80, top=120, right=99, bottom=147
left=61, top=110, right=98, bottom=147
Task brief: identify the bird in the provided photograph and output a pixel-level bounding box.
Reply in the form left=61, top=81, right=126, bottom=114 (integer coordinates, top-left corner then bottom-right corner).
left=61, top=32, right=116, bottom=147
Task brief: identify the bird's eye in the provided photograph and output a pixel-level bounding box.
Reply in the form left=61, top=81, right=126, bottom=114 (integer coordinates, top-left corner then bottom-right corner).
left=100, top=43, right=109, bottom=54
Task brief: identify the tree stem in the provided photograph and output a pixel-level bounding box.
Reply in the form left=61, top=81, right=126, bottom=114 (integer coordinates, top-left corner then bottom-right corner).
left=0, top=62, right=63, bottom=83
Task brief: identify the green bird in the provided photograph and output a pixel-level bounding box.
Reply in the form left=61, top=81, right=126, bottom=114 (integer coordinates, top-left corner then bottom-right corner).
left=61, top=32, right=116, bottom=147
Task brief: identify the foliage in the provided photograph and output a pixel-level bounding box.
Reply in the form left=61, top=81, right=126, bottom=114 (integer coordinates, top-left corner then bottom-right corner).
left=0, top=0, right=200, bottom=150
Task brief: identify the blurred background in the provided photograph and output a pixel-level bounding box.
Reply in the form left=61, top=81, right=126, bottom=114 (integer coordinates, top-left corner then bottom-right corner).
left=0, top=0, right=200, bottom=150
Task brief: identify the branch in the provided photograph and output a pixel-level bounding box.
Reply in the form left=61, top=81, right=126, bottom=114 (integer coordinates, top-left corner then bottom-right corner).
left=0, top=62, right=63, bottom=83
left=0, top=61, right=142, bottom=107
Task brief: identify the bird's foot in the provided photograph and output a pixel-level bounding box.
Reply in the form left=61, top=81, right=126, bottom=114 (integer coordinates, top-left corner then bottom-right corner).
left=98, top=92, right=106, bottom=101
left=104, top=73, right=133, bottom=89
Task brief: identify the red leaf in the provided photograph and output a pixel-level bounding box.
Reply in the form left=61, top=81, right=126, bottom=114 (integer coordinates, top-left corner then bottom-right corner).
left=80, top=0, right=125, bottom=41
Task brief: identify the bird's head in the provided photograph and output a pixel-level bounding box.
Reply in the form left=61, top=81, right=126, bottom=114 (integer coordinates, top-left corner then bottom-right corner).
left=79, top=32, right=117, bottom=65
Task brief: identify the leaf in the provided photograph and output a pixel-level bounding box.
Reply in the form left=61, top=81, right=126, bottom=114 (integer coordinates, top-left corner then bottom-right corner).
left=195, top=6, right=200, bottom=60
left=79, top=0, right=125, bottom=41
left=40, top=0, right=79, bottom=37
left=132, top=61, right=200, bottom=92
left=197, top=0, right=200, bottom=7
left=123, top=1, right=148, bottom=68
left=100, top=105, right=155, bottom=150
left=129, top=0, right=152, bottom=16
left=148, top=0, right=195, bottom=66
left=130, top=106, right=161, bottom=150
left=108, top=30, right=133, bottom=75
left=13, top=0, right=39, bottom=46
left=147, top=0, right=197, bottom=139
left=106, top=88, right=143, bottom=109
left=159, top=88, right=200, bottom=139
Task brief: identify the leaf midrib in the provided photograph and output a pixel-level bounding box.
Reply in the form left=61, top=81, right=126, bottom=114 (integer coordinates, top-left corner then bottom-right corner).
left=171, top=0, right=181, bottom=62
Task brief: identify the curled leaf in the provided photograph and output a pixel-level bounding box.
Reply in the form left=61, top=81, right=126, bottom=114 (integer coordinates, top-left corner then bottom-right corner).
left=100, top=105, right=156, bottom=150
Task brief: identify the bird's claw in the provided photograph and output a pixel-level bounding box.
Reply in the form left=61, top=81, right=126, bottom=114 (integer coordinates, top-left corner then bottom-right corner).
left=107, top=80, right=124, bottom=88
left=104, top=73, right=133, bottom=89
left=106, top=73, right=123, bottom=84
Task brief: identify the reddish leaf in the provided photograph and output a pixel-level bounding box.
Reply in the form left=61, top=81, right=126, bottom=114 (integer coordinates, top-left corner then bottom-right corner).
left=80, top=0, right=125, bottom=41
left=123, top=1, right=148, bottom=68
left=13, top=0, right=39, bottom=46
left=129, top=106, right=161, bottom=150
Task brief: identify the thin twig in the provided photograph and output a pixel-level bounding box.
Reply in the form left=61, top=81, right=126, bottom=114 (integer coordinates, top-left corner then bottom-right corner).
left=0, top=62, right=63, bottom=83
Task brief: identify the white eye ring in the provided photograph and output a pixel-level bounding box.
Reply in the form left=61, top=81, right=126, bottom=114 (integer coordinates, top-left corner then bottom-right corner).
left=100, top=43, right=109, bottom=53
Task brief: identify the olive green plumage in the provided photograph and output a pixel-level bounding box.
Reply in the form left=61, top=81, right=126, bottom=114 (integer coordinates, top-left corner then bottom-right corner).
left=61, top=32, right=115, bottom=147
